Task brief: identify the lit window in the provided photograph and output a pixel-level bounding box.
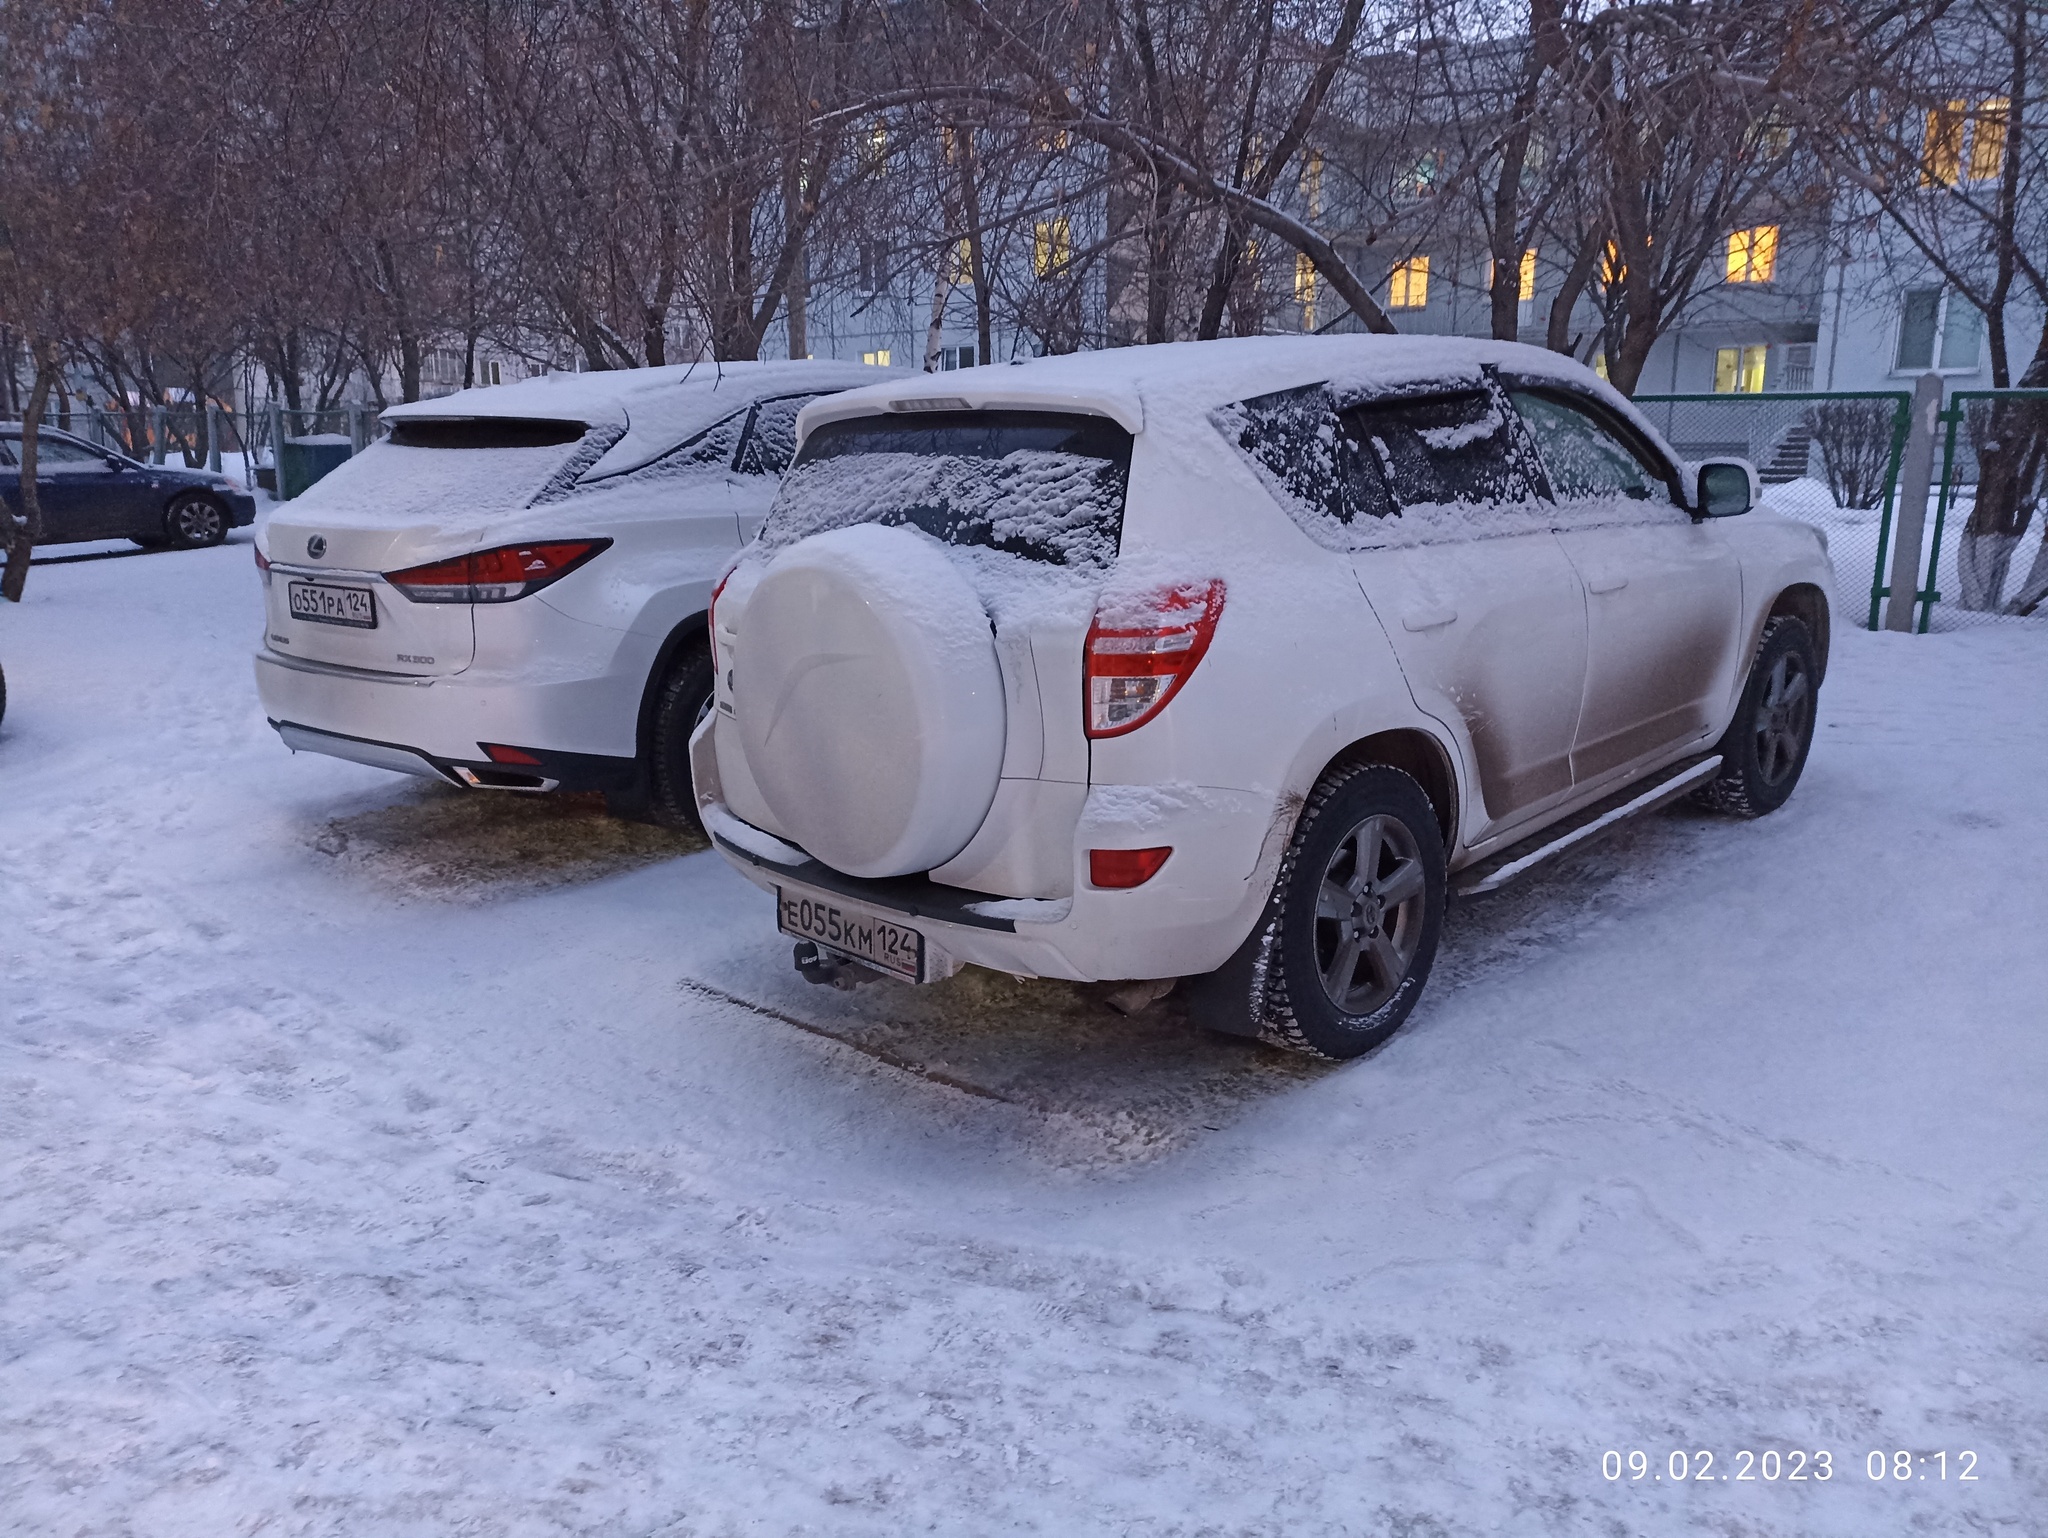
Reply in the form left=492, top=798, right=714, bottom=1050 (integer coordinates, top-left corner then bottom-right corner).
left=1388, top=255, right=1430, bottom=309
left=861, top=350, right=892, bottom=367
left=1592, top=354, right=1611, bottom=382
left=1300, top=151, right=1324, bottom=219
left=867, top=121, right=889, bottom=173
left=1601, top=241, right=1625, bottom=286
left=950, top=238, right=973, bottom=285
left=1921, top=101, right=1966, bottom=185
left=1714, top=345, right=1768, bottom=394
left=1727, top=225, right=1779, bottom=284
left=1037, top=126, right=1070, bottom=152
left=1034, top=217, right=1071, bottom=279
left=1968, top=98, right=2008, bottom=182
left=1399, top=152, right=1440, bottom=199
left=1294, top=253, right=1318, bottom=330
left=1486, top=250, right=1537, bottom=301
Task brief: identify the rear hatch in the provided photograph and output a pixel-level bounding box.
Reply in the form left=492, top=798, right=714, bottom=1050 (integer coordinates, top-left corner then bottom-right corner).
left=261, top=416, right=597, bottom=677
left=720, top=408, right=1133, bottom=844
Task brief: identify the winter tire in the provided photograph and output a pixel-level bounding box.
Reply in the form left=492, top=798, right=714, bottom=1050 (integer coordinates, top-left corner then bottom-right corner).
left=1696, top=615, right=1817, bottom=818
left=1254, top=764, right=1447, bottom=1060
left=643, top=640, right=715, bottom=833
left=164, top=493, right=228, bottom=549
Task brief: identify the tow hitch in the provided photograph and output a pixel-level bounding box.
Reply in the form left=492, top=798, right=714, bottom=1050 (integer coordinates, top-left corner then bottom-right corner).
left=792, top=940, right=885, bottom=990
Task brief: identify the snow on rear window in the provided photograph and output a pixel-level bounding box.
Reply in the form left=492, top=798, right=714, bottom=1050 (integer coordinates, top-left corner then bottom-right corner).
left=291, top=427, right=614, bottom=522
left=760, top=410, right=1131, bottom=568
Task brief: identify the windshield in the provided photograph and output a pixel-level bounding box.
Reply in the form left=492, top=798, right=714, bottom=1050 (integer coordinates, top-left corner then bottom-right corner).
left=761, top=410, right=1133, bottom=567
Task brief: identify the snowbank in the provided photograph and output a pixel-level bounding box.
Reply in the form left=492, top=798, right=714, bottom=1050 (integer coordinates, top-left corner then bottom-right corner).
left=0, top=536, right=2043, bottom=1535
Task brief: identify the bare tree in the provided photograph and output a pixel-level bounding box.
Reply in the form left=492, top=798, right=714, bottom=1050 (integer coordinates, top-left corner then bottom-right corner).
left=1826, top=0, right=2048, bottom=609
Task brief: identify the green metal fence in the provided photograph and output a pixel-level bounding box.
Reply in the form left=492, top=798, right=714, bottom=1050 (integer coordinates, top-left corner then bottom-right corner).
left=1635, top=392, right=1912, bottom=630
left=1921, top=389, right=2048, bottom=629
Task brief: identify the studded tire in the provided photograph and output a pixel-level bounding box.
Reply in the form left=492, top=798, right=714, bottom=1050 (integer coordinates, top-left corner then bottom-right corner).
left=1695, top=615, right=1818, bottom=819
left=1257, top=763, right=1448, bottom=1060
left=643, top=640, right=716, bottom=834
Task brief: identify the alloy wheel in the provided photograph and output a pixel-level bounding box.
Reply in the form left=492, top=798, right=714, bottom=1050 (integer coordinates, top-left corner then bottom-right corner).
left=1314, top=812, right=1428, bottom=1015
left=1753, top=651, right=1810, bottom=786
left=172, top=498, right=224, bottom=544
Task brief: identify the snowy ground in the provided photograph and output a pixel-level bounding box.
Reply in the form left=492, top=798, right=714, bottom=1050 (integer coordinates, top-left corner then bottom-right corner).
left=3, top=536, right=2045, bottom=1537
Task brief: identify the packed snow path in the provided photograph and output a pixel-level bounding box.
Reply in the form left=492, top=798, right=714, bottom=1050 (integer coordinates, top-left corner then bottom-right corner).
left=2, top=537, right=2044, bottom=1537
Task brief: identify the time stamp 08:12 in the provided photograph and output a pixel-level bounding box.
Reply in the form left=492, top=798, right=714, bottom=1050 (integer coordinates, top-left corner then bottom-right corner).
left=1602, top=1449, right=1981, bottom=1485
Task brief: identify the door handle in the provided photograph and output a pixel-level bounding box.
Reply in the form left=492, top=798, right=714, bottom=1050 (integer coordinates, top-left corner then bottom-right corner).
left=1586, top=574, right=1629, bottom=594
left=1401, top=605, right=1458, bottom=632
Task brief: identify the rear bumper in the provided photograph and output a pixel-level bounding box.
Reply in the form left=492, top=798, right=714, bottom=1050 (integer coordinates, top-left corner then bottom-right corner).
left=269, top=718, right=638, bottom=793
left=702, top=798, right=1270, bottom=983
left=255, top=648, right=643, bottom=792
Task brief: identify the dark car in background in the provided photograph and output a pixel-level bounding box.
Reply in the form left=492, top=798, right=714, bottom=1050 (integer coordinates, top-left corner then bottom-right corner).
left=0, top=426, right=257, bottom=549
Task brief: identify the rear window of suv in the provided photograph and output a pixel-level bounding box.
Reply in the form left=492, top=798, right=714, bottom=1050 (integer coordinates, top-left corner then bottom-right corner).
left=761, top=409, right=1133, bottom=567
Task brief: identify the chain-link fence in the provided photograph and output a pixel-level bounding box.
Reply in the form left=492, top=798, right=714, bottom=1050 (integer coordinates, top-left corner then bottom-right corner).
left=1923, top=389, right=2048, bottom=628
left=1635, top=392, right=1911, bottom=632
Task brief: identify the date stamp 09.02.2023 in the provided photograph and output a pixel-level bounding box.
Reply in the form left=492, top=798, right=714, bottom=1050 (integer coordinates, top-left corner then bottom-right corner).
left=1602, top=1448, right=1982, bottom=1486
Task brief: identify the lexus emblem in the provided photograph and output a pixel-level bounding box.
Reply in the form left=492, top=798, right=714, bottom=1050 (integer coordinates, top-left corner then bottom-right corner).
left=305, top=535, right=327, bottom=559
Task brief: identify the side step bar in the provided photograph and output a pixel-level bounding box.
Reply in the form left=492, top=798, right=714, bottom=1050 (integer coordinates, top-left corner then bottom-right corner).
left=1451, top=753, right=1723, bottom=898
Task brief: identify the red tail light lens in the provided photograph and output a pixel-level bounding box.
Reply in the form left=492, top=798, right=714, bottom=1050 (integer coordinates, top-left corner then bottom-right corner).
left=708, top=564, right=736, bottom=675
left=254, top=546, right=271, bottom=574
left=1089, top=846, right=1173, bottom=888
left=387, top=539, right=610, bottom=603
left=1084, top=579, right=1226, bottom=738
left=481, top=743, right=543, bottom=766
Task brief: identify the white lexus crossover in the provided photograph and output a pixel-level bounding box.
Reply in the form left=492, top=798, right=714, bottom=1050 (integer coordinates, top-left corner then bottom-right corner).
left=694, top=337, right=1834, bottom=1057
left=253, top=359, right=894, bottom=824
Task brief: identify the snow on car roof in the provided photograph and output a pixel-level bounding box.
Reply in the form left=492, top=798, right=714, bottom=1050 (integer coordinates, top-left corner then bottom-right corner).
left=384, top=359, right=901, bottom=479
left=796, top=336, right=1678, bottom=466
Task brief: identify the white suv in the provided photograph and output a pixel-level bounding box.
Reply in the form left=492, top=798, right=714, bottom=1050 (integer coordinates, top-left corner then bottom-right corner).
left=254, top=360, right=892, bottom=823
left=694, top=338, right=1833, bottom=1057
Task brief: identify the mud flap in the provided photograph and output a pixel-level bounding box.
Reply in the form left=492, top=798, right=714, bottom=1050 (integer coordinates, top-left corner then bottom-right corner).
left=1178, top=910, right=1282, bottom=1040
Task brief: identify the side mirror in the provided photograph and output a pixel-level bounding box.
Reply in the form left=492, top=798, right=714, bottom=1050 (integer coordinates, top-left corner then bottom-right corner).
left=104, top=455, right=127, bottom=472
left=1695, top=458, right=1755, bottom=518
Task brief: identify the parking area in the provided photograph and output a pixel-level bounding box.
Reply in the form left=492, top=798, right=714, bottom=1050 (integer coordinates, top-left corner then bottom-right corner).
left=2, top=537, right=2044, bottom=1535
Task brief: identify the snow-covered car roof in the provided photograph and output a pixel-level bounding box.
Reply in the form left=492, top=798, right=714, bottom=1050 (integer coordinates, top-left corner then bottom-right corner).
left=383, top=359, right=899, bottom=480
left=796, top=337, right=1678, bottom=466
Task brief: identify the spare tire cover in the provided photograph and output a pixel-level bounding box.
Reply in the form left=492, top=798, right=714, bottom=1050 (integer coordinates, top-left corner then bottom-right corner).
left=734, top=523, right=1007, bottom=878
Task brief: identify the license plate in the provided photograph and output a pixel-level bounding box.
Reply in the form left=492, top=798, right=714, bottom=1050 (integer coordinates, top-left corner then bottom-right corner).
left=288, top=581, right=377, bottom=629
left=777, top=888, right=924, bottom=983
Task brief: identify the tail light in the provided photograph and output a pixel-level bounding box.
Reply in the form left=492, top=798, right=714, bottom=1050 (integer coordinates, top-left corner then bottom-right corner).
left=254, top=546, right=270, bottom=576
left=708, top=565, right=736, bottom=675
left=1084, top=579, right=1226, bottom=738
left=386, top=539, right=611, bottom=603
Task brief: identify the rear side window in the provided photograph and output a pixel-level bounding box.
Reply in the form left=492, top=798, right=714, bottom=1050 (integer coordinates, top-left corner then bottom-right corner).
left=1341, top=390, right=1534, bottom=511
left=1218, top=383, right=1539, bottom=548
left=1215, top=384, right=1386, bottom=530
left=734, top=394, right=823, bottom=476
left=762, top=410, right=1132, bottom=567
